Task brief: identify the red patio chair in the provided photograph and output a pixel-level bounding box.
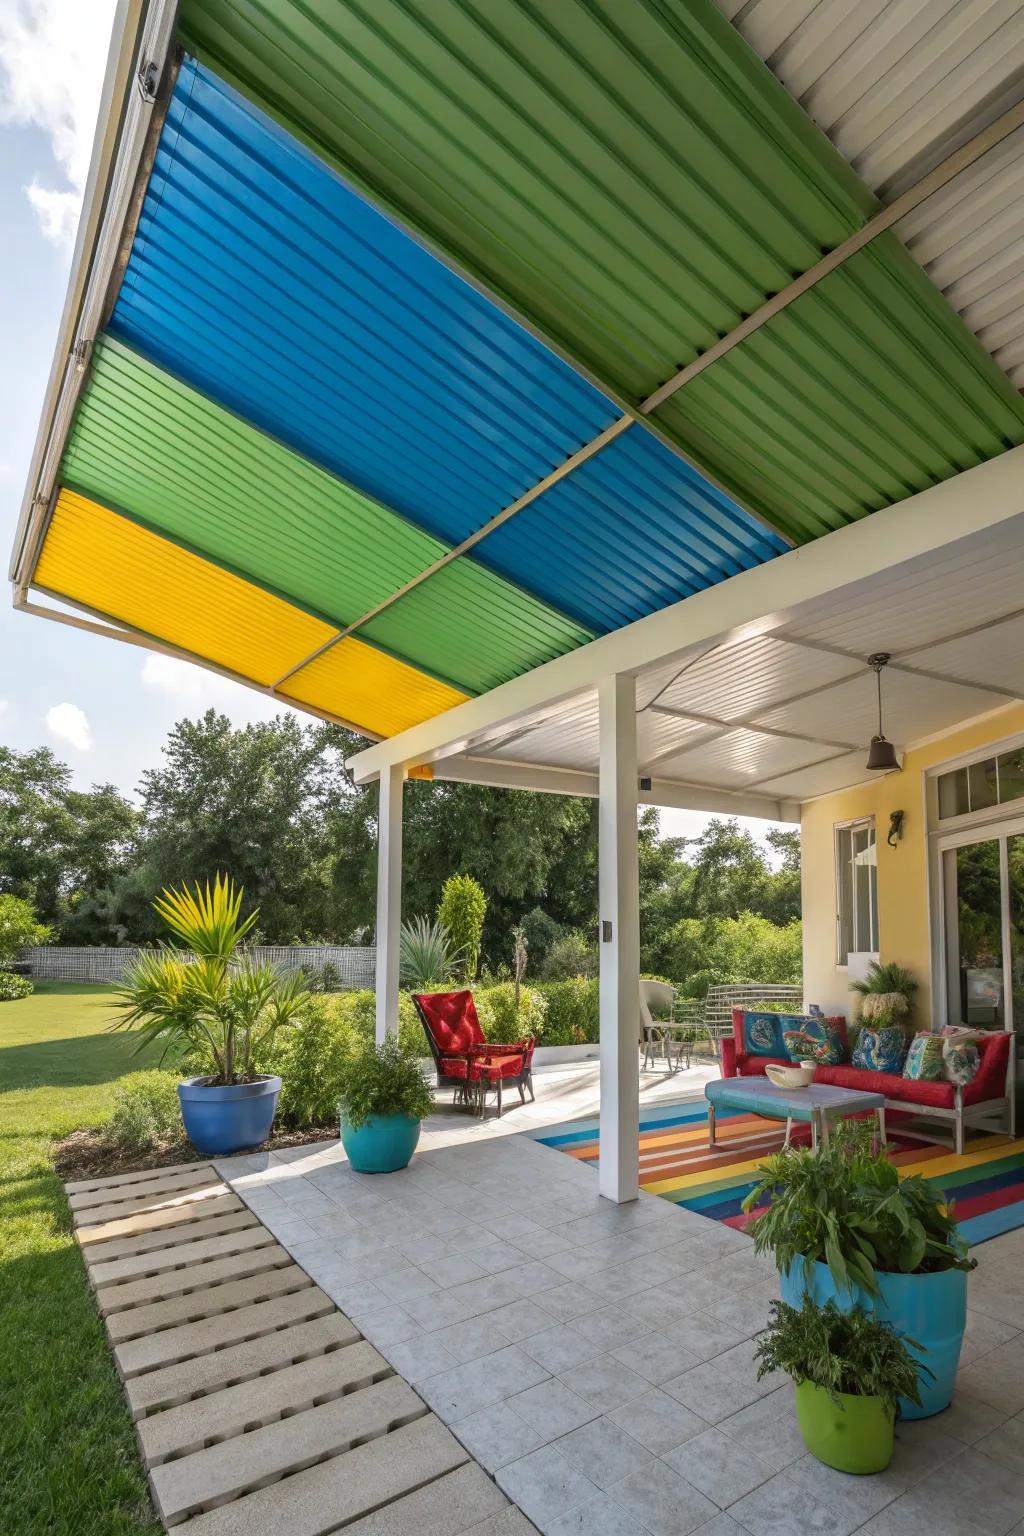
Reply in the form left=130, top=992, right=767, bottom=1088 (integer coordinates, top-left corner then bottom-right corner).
left=412, top=990, right=536, bottom=1117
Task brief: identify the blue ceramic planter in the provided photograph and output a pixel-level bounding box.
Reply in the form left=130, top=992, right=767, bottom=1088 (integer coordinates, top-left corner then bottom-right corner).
left=780, top=1257, right=967, bottom=1419
left=339, top=1112, right=421, bottom=1173
left=178, top=1075, right=282, bottom=1156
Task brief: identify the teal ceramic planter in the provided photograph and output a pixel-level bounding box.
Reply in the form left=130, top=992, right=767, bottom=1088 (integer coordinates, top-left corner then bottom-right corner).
left=780, top=1257, right=967, bottom=1419
left=339, top=1112, right=421, bottom=1173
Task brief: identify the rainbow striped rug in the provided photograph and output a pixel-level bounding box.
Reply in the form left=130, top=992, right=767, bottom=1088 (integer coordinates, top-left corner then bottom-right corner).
left=533, top=1098, right=1024, bottom=1247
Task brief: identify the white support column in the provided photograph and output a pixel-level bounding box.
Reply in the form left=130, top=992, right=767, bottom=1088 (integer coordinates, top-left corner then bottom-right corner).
left=598, top=674, right=640, bottom=1204
left=375, top=763, right=404, bottom=1044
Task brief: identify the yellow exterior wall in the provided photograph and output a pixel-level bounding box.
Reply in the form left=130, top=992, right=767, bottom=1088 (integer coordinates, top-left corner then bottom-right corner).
left=801, top=702, right=1024, bottom=1024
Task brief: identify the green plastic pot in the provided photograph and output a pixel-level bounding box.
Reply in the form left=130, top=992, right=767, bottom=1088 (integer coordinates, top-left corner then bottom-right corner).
left=794, top=1380, right=894, bottom=1474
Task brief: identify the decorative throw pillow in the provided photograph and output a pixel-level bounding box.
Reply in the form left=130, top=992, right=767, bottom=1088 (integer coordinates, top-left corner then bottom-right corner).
left=851, top=1026, right=908, bottom=1074
left=942, top=1039, right=980, bottom=1087
left=741, top=1011, right=786, bottom=1058
left=903, top=1032, right=947, bottom=1082
left=782, top=1015, right=847, bottom=1065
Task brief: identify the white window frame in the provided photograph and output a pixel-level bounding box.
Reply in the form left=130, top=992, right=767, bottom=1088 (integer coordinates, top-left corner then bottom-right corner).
left=931, top=727, right=1024, bottom=836
left=834, top=816, right=879, bottom=967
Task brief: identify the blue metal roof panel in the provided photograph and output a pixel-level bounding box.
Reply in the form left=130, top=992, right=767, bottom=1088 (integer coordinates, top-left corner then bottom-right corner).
left=473, top=426, right=788, bottom=633
left=110, top=57, right=617, bottom=547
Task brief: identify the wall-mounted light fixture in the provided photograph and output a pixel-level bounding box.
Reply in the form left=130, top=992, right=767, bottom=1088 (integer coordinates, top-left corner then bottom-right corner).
left=888, top=810, right=904, bottom=848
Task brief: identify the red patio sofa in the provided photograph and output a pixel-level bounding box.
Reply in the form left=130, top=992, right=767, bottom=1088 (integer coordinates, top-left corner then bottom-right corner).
left=412, top=990, right=535, bottom=1117
left=720, top=1009, right=1012, bottom=1155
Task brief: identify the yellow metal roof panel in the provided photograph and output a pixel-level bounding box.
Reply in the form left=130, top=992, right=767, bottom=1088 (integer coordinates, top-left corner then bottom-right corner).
left=35, top=490, right=338, bottom=689
left=280, top=636, right=469, bottom=737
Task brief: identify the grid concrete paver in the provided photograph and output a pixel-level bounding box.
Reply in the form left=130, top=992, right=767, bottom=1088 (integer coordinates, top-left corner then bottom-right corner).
left=95, top=1242, right=292, bottom=1314
left=115, top=1284, right=334, bottom=1380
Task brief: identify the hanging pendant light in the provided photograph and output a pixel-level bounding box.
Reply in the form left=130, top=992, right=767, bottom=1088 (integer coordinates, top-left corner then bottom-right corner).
left=866, top=653, right=899, bottom=771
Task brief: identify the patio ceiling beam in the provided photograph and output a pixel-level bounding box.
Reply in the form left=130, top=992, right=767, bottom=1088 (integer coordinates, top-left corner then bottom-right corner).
left=276, top=96, right=1024, bottom=693
left=432, top=756, right=798, bottom=822
left=646, top=703, right=858, bottom=754
left=769, top=631, right=1024, bottom=702
left=346, top=444, right=1024, bottom=785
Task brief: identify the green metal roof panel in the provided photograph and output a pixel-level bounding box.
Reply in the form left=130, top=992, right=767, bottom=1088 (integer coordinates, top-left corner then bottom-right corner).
left=177, top=0, right=876, bottom=406
left=62, top=340, right=447, bottom=626
left=360, top=560, right=593, bottom=695
left=60, top=340, right=593, bottom=691
left=652, top=233, right=1024, bottom=544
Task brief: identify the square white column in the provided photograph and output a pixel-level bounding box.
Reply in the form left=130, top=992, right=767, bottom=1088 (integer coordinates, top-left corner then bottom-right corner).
left=374, top=763, right=404, bottom=1044
left=598, top=673, right=640, bottom=1203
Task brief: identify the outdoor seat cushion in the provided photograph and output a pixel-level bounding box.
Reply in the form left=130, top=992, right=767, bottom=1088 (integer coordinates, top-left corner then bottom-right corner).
left=439, top=1055, right=471, bottom=1080
left=470, top=1053, right=526, bottom=1081
left=814, top=1064, right=955, bottom=1108
left=413, top=990, right=486, bottom=1055
left=738, top=1054, right=789, bottom=1077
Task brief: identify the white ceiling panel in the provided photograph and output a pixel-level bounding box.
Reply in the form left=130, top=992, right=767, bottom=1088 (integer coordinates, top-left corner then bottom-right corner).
left=637, top=710, right=723, bottom=768
left=651, top=634, right=863, bottom=723
left=899, top=611, right=1024, bottom=694
left=715, top=0, right=1024, bottom=391
left=756, top=665, right=1005, bottom=746
left=489, top=696, right=600, bottom=771
left=651, top=727, right=837, bottom=788
left=755, top=750, right=882, bottom=800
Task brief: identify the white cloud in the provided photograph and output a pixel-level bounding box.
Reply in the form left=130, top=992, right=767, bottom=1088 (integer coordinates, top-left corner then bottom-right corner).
left=46, top=700, right=93, bottom=751
left=0, top=0, right=118, bottom=250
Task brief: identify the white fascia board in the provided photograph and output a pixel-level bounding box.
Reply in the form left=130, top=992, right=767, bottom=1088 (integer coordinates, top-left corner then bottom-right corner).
left=347, top=446, right=1024, bottom=785
left=434, top=756, right=799, bottom=822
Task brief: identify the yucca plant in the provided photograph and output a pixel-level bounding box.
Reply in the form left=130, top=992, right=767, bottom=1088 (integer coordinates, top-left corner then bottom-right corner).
left=114, top=875, right=309, bottom=1084
left=850, top=961, right=918, bottom=1021
left=399, top=915, right=465, bottom=990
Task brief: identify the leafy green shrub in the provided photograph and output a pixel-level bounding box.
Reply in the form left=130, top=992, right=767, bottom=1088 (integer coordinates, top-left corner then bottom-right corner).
left=271, top=996, right=362, bottom=1128
left=536, top=977, right=598, bottom=1045
left=540, top=930, right=598, bottom=981
left=106, top=1070, right=183, bottom=1152
left=744, top=1120, right=974, bottom=1294
left=339, top=1034, right=433, bottom=1129
left=0, top=970, right=33, bottom=1002
left=303, top=961, right=343, bottom=993
left=659, top=912, right=802, bottom=997
left=755, top=1297, right=923, bottom=1415
left=437, top=874, right=487, bottom=980
left=0, top=893, right=52, bottom=965
left=474, top=982, right=547, bottom=1042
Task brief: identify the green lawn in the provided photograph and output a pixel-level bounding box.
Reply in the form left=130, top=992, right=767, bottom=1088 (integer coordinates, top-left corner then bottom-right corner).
left=0, top=983, right=162, bottom=1534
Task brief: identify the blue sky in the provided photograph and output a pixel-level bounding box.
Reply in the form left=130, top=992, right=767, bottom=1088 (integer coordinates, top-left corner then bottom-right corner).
left=0, top=1, right=785, bottom=848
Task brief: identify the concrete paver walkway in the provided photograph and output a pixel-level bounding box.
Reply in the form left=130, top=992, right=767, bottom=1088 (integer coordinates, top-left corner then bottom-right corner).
left=69, top=1160, right=536, bottom=1534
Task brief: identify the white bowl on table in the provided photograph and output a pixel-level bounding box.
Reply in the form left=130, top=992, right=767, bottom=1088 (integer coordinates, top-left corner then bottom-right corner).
left=764, top=1062, right=814, bottom=1089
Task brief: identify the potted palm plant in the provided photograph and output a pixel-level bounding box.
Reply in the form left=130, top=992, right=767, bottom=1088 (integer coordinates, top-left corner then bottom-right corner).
left=114, top=875, right=309, bottom=1155
left=338, top=1034, right=433, bottom=1173
left=744, top=1121, right=973, bottom=1417
left=755, top=1297, right=924, bottom=1473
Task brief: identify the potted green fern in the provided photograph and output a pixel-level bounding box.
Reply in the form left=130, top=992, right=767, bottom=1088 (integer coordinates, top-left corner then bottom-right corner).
left=338, top=1034, right=433, bottom=1173
left=755, top=1297, right=925, bottom=1473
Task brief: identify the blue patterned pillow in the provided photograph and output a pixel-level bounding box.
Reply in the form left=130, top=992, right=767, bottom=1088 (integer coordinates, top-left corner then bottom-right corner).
left=851, top=1026, right=907, bottom=1074
left=782, top=1015, right=848, bottom=1066
left=741, top=1011, right=786, bottom=1058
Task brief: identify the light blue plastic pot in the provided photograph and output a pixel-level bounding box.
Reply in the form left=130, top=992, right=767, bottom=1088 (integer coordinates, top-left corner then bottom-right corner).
left=177, top=1075, right=281, bottom=1156
left=780, top=1257, right=967, bottom=1418
left=339, top=1112, right=421, bottom=1173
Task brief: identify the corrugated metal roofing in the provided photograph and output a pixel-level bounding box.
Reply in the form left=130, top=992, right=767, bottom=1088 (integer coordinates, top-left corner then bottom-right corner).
left=278, top=636, right=468, bottom=737
left=34, top=492, right=467, bottom=738
left=713, top=0, right=1024, bottom=391
left=110, top=58, right=616, bottom=550
left=474, top=426, right=787, bottom=632
left=35, top=491, right=337, bottom=690
left=61, top=340, right=590, bottom=695
left=653, top=233, right=1024, bottom=541
left=177, top=0, right=875, bottom=406
left=715, top=0, right=1024, bottom=197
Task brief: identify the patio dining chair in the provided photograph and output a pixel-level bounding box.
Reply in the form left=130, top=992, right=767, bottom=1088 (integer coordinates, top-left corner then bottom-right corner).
left=412, top=990, right=535, bottom=1117
left=640, top=979, right=679, bottom=1071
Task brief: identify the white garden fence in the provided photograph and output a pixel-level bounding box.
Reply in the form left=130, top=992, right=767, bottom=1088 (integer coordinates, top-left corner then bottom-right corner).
left=20, top=945, right=376, bottom=988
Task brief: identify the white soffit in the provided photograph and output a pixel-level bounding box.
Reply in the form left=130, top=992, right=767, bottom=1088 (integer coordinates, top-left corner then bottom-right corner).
left=717, top=0, right=1024, bottom=386
left=899, top=611, right=1024, bottom=693
left=650, top=634, right=863, bottom=721
left=651, top=727, right=841, bottom=788
left=757, top=665, right=1006, bottom=746
left=755, top=750, right=885, bottom=800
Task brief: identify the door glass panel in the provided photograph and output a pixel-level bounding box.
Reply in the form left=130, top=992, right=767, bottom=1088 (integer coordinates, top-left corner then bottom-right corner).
left=1008, top=836, right=1024, bottom=1052
left=949, top=840, right=1004, bottom=1028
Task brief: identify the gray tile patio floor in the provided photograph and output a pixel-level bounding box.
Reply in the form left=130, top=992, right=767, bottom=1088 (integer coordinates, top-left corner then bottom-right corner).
left=216, top=1080, right=1024, bottom=1536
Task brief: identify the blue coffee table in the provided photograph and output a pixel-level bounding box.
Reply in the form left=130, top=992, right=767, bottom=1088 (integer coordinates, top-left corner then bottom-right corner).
left=705, top=1077, right=886, bottom=1151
